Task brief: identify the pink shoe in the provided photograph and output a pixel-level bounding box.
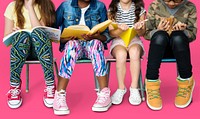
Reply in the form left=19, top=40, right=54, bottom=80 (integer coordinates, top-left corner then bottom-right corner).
left=43, top=85, right=56, bottom=107
left=7, top=85, right=22, bottom=109
left=92, top=87, right=112, bottom=112
left=53, top=90, right=70, bottom=115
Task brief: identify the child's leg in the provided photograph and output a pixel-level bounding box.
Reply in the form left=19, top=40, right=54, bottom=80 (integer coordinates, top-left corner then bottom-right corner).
left=128, top=44, right=143, bottom=88
left=58, top=40, right=82, bottom=90
left=10, top=32, right=31, bottom=87
left=171, top=31, right=192, bottom=78
left=8, top=32, right=30, bottom=109
left=112, top=45, right=127, bottom=89
left=31, top=28, right=54, bottom=86
left=171, top=31, right=194, bottom=108
left=146, top=31, right=169, bottom=79
left=128, top=44, right=143, bottom=105
left=53, top=40, right=82, bottom=115
left=85, top=39, right=108, bottom=90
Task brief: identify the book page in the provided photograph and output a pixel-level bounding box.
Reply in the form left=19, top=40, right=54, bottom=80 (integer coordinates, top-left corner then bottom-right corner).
left=89, top=19, right=112, bottom=34
left=61, top=25, right=90, bottom=39
left=35, top=26, right=61, bottom=42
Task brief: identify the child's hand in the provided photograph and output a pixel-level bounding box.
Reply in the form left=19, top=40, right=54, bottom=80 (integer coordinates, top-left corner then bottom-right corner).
left=118, top=24, right=129, bottom=31
left=60, top=36, right=76, bottom=43
left=12, top=27, right=20, bottom=32
left=173, top=21, right=187, bottom=31
left=82, top=31, right=101, bottom=41
left=134, top=20, right=145, bottom=30
left=157, top=18, right=170, bottom=31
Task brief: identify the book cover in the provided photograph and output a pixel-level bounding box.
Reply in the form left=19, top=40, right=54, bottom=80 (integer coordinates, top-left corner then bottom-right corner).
left=3, top=26, right=61, bottom=47
left=111, top=23, right=137, bottom=47
left=60, top=19, right=112, bottom=39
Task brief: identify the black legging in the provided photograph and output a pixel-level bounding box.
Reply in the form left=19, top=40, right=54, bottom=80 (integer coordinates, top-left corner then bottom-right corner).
left=146, top=30, right=192, bottom=80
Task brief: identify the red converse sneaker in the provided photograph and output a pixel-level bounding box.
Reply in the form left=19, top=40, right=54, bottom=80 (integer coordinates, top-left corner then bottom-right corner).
left=43, top=85, right=56, bottom=107
left=7, top=85, right=22, bottom=109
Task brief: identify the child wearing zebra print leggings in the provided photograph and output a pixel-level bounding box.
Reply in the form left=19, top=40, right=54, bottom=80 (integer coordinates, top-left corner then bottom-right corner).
left=4, top=0, right=56, bottom=109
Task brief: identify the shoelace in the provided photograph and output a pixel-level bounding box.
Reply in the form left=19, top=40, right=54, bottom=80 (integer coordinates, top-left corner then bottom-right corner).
left=130, top=89, right=140, bottom=99
left=147, top=89, right=161, bottom=100
left=177, top=86, right=191, bottom=98
left=44, top=86, right=55, bottom=97
left=56, top=93, right=67, bottom=107
left=96, top=92, right=109, bottom=103
left=114, top=89, right=126, bottom=101
left=7, top=87, right=21, bottom=98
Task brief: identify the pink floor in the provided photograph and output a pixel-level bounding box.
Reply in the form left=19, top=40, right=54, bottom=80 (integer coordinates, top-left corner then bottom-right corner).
left=0, top=0, right=199, bottom=119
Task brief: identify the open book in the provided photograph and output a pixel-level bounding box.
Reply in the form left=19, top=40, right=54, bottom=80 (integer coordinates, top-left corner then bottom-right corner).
left=3, top=26, right=61, bottom=47
left=111, top=23, right=137, bottom=47
left=60, top=19, right=112, bottom=39
left=165, top=16, right=176, bottom=35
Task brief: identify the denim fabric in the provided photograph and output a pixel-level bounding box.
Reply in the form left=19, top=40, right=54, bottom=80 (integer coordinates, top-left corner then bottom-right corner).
left=56, top=0, right=111, bottom=52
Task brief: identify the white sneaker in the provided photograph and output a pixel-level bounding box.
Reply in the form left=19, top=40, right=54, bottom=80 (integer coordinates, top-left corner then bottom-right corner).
left=53, top=90, right=70, bottom=115
left=129, top=87, right=141, bottom=105
left=111, top=88, right=127, bottom=105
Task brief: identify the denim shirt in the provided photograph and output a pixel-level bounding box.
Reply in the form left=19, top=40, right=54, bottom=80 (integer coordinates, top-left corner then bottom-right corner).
left=56, top=0, right=111, bottom=52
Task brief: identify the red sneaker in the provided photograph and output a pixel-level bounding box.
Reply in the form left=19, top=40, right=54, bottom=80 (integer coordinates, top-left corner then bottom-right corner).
left=7, top=85, right=22, bottom=108
left=43, top=85, right=56, bottom=107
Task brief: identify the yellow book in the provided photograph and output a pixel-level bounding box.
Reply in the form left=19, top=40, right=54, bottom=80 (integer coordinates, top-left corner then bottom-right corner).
left=111, top=23, right=137, bottom=47
left=61, top=19, right=112, bottom=39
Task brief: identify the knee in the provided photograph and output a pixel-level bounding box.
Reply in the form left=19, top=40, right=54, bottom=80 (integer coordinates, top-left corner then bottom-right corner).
left=89, top=40, right=104, bottom=53
left=171, top=31, right=188, bottom=45
left=129, top=44, right=142, bottom=60
left=115, top=50, right=127, bottom=63
left=12, top=31, right=30, bottom=46
left=64, top=40, right=79, bottom=54
left=31, top=28, right=48, bottom=41
left=151, top=31, right=169, bottom=46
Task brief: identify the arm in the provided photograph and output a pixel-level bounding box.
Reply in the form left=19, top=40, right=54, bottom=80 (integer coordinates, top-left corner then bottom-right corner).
left=55, top=2, right=64, bottom=29
left=25, top=0, right=44, bottom=27
left=4, top=17, right=14, bottom=37
left=107, top=12, right=129, bottom=37
left=135, top=14, right=146, bottom=36
left=183, top=5, right=197, bottom=42
left=97, top=3, right=111, bottom=42
left=144, top=3, right=157, bottom=40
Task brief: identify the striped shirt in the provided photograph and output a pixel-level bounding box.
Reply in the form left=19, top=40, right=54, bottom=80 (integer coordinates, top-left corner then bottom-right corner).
left=115, top=2, right=146, bottom=27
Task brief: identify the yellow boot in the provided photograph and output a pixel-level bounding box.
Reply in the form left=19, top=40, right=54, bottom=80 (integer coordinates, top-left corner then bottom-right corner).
left=145, top=79, right=162, bottom=110
left=175, top=76, right=195, bottom=108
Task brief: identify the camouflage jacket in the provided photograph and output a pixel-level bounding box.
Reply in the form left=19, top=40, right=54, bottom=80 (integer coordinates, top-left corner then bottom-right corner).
left=144, top=0, right=197, bottom=42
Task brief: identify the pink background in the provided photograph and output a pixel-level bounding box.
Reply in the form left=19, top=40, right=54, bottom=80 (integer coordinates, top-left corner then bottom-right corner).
left=0, top=0, right=199, bottom=119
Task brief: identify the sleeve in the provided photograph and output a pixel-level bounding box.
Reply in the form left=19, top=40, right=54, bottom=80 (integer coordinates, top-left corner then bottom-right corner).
left=139, top=7, right=146, bottom=16
left=55, top=2, right=65, bottom=29
left=99, top=3, right=112, bottom=45
left=184, top=5, right=197, bottom=42
left=144, top=2, right=158, bottom=40
left=4, top=2, right=15, bottom=20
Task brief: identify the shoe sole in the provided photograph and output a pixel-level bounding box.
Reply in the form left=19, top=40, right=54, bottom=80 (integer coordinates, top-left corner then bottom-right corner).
left=8, top=99, right=22, bottom=109
left=175, top=81, right=195, bottom=108
left=145, top=87, right=162, bottom=111
left=129, top=98, right=142, bottom=106
left=54, top=109, right=70, bottom=115
left=92, top=102, right=112, bottom=112
left=43, top=98, right=53, bottom=108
